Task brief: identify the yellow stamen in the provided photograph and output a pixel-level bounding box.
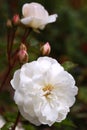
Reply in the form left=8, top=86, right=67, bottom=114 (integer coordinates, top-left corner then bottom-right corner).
left=43, top=84, right=54, bottom=97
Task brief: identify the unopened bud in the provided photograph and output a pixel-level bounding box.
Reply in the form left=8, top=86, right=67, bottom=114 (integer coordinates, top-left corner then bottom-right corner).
left=6, top=19, right=12, bottom=28
left=18, top=43, right=28, bottom=63
left=40, top=42, right=51, bottom=55
left=19, top=43, right=27, bottom=51
left=12, top=14, right=20, bottom=25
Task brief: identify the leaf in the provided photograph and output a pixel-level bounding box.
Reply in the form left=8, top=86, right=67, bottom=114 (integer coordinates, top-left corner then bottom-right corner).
left=61, top=119, right=76, bottom=127
left=54, top=118, right=76, bottom=128
left=2, top=122, right=13, bottom=130
left=78, top=87, right=87, bottom=103
left=23, top=124, right=36, bottom=130
left=4, top=112, right=17, bottom=122
left=62, top=61, right=77, bottom=71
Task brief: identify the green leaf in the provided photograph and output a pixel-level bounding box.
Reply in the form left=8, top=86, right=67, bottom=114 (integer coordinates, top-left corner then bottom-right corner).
left=2, top=122, right=13, bottom=130
left=78, top=87, right=87, bottom=103
left=4, top=112, right=17, bottom=122
left=62, top=61, right=77, bottom=71
left=23, top=124, right=36, bottom=130
left=54, top=118, right=76, bottom=128
left=61, top=119, right=76, bottom=127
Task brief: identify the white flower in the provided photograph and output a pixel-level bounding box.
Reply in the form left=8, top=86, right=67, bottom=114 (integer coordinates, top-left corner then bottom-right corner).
left=11, top=56, right=78, bottom=126
left=21, top=2, right=58, bottom=30
left=0, top=115, right=6, bottom=128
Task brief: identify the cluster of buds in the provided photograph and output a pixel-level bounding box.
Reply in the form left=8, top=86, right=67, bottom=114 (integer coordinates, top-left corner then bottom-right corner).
left=40, top=42, right=51, bottom=56
left=18, top=43, right=29, bottom=64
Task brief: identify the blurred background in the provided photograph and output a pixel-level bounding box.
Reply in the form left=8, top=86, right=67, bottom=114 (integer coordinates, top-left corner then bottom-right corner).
left=0, top=0, right=87, bottom=130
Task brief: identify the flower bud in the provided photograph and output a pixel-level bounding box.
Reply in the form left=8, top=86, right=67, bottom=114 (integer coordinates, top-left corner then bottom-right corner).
left=19, top=43, right=27, bottom=51
left=12, top=14, right=20, bottom=25
left=6, top=19, right=12, bottom=28
left=40, top=42, right=51, bottom=56
left=18, top=43, right=28, bottom=63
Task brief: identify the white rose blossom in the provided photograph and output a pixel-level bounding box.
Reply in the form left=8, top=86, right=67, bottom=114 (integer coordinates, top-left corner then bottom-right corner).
left=21, top=2, right=58, bottom=30
left=11, top=57, right=78, bottom=126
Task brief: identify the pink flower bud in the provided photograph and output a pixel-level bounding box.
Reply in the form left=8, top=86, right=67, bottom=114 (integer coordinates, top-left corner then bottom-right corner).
left=18, top=43, right=28, bottom=63
left=12, top=14, right=20, bottom=25
left=40, top=42, right=51, bottom=56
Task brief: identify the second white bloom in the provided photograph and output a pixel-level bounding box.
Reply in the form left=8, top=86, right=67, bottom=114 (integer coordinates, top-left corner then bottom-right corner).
left=21, top=2, right=58, bottom=30
left=11, top=57, right=78, bottom=126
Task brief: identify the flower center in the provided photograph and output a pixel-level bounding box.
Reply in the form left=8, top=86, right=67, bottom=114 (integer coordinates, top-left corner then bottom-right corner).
left=43, top=84, right=54, bottom=97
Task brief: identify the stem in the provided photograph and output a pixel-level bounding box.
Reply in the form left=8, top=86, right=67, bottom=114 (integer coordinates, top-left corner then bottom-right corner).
left=0, top=66, right=11, bottom=92
left=8, top=28, right=16, bottom=66
left=11, top=111, right=20, bottom=130
left=0, top=54, right=17, bottom=92
left=7, top=29, right=10, bottom=53
left=0, top=27, right=17, bottom=92
left=21, top=28, right=32, bottom=43
left=9, top=29, right=16, bottom=54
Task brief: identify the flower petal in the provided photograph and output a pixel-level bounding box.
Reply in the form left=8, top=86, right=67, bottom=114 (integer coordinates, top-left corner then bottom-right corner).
left=19, top=106, right=41, bottom=126
left=14, top=90, right=24, bottom=105
left=21, top=17, right=47, bottom=29
left=10, top=70, right=20, bottom=90
left=48, top=14, right=58, bottom=23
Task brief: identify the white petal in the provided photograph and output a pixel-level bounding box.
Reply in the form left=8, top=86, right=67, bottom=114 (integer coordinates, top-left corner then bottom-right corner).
left=57, top=107, right=69, bottom=122
left=18, top=80, right=34, bottom=95
left=45, top=63, right=64, bottom=84
left=22, top=2, right=48, bottom=19
left=48, top=14, right=58, bottom=23
left=42, top=102, right=58, bottom=122
left=37, top=57, right=51, bottom=73
left=22, top=3, right=30, bottom=17
left=33, top=97, right=53, bottom=126
left=23, top=97, right=36, bottom=117
left=37, top=57, right=60, bottom=74
left=19, top=106, right=41, bottom=126
left=14, top=90, right=24, bottom=105
left=39, top=25, right=45, bottom=30
left=20, top=61, right=40, bottom=78
left=21, top=17, right=32, bottom=25
left=10, top=70, right=20, bottom=90
left=21, top=17, right=47, bottom=29
left=38, top=56, right=58, bottom=64
left=54, top=71, right=76, bottom=88
left=32, top=75, right=45, bottom=89
left=33, top=95, right=58, bottom=123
